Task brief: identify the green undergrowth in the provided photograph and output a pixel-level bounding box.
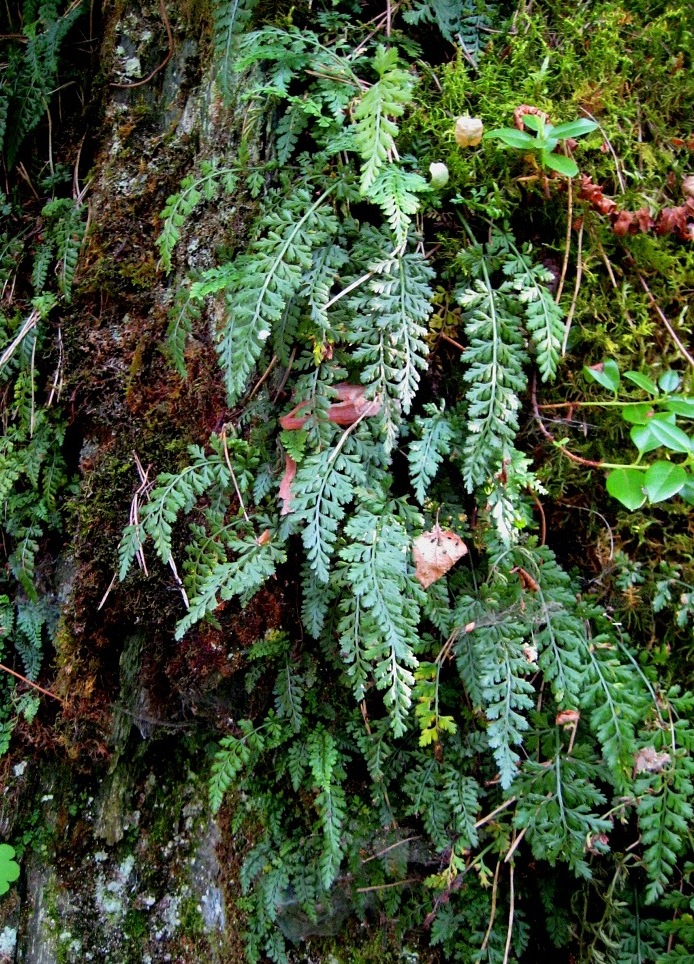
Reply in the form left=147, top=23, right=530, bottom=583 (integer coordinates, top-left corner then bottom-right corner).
left=2, top=0, right=694, bottom=960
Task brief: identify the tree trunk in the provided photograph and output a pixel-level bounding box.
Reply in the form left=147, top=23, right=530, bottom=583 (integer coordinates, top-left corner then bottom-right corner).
left=1, top=1, right=258, bottom=959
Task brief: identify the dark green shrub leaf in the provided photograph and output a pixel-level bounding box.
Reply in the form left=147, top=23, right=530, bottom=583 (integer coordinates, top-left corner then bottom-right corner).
left=606, top=469, right=646, bottom=510
left=550, top=118, right=598, bottom=139
left=665, top=398, right=694, bottom=418
left=644, top=462, right=688, bottom=503
left=484, top=128, right=538, bottom=149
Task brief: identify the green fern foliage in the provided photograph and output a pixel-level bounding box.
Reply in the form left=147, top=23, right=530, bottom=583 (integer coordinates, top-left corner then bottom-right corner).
left=353, top=46, right=416, bottom=194
left=212, top=0, right=258, bottom=100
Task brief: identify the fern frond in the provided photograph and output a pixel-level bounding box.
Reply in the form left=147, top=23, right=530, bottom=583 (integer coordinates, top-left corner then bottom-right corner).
left=367, top=166, right=429, bottom=249
left=212, top=0, right=258, bottom=100
left=458, top=236, right=528, bottom=491
left=353, top=46, right=416, bottom=193
left=213, top=186, right=338, bottom=404
left=408, top=402, right=454, bottom=505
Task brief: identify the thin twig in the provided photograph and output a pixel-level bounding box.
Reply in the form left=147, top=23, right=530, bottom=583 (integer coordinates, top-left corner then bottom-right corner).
left=475, top=796, right=516, bottom=830
left=555, top=176, right=573, bottom=304
left=221, top=428, right=251, bottom=523
left=479, top=861, right=501, bottom=952
left=111, top=0, right=174, bottom=89
left=504, top=826, right=527, bottom=863
left=531, top=374, right=604, bottom=468
left=324, top=269, right=374, bottom=311
left=362, top=835, right=421, bottom=864
left=580, top=107, right=625, bottom=194
left=0, top=309, right=39, bottom=369
left=529, top=488, right=546, bottom=545
left=502, top=863, right=515, bottom=964
left=248, top=355, right=278, bottom=401
left=356, top=877, right=418, bottom=894
left=97, top=573, right=118, bottom=611
left=438, top=331, right=466, bottom=353
left=638, top=273, right=694, bottom=369
left=562, top=216, right=584, bottom=355
left=0, top=662, right=63, bottom=703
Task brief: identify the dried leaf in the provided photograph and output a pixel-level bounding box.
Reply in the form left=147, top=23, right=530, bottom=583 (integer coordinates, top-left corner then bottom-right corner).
left=413, top=526, right=467, bottom=588
left=513, top=104, right=549, bottom=131
left=634, top=745, right=671, bottom=774
left=279, top=455, right=297, bottom=516
left=280, top=383, right=382, bottom=430
left=555, top=709, right=580, bottom=727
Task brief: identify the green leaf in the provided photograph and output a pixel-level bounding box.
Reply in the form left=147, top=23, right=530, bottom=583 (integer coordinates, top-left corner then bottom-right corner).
left=550, top=118, right=598, bottom=139
left=643, top=462, right=688, bottom=503
left=0, top=844, right=20, bottom=896
left=606, top=469, right=646, bottom=510
left=659, top=370, right=680, bottom=392
left=630, top=413, right=676, bottom=455
left=665, top=397, right=694, bottom=418
left=584, top=359, right=620, bottom=392
left=623, top=370, right=659, bottom=395
left=541, top=152, right=578, bottom=177
left=680, top=477, right=694, bottom=504
left=622, top=403, right=655, bottom=424
left=645, top=418, right=693, bottom=454
left=483, top=128, right=538, bottom=150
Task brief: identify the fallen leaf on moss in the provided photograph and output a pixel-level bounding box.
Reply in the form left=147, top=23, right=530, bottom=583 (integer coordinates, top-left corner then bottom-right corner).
left=413, top=526, right=467, bottom=588
left=279, top=455, right=297, bottom=516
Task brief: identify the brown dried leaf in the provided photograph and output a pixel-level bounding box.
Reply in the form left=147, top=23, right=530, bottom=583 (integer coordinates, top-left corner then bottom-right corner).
left=555, top=709, right=580, bottom=727
left=279, top=455, right=297, bottom=516
left=280, top=383, right=382, bottom=430
left=413, top=526, right=467, bottom=589
left=634, top=746, right=671, bottom=774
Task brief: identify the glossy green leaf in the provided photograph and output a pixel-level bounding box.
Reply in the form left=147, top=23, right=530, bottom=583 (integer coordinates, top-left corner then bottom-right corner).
left=585, top=359, right=620, bottom=393
left=484, top=128, right=538, bottom=150
left=658, top=370, right=680, bottom=392
left=630, top=413, right=677, bottom=454
left=680, top=478, right=694, bottom=505
left=542, top=152, right=578, bottom=177
left=644, top=462, right=688, bottom=503
left=550, top=118, right=599, bottom=139
left=622, top=403, right=655, bottom=424
left=623, top=371, right=658, bottom=395
left=665, top=398, right=694, bottom=419
left=606, top=469, right=646, bottom=510
left=646, top=419, right=693, bottom=454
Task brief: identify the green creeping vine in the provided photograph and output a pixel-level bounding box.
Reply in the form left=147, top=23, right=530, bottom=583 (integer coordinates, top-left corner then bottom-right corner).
left=119, top=3, right=694, bottom=961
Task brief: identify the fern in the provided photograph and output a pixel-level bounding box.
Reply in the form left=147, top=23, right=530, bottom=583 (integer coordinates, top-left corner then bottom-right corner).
left=353, top=46, right=416, bottom=194
left=212, top=0, right=258, bottom=100
left=457, top=232, right=528, bottom=492
left=336, top=500, right=424, bottom=736
left=202, top=186, right=339, bottom=404
left=348, top=247, right=434, bottom=450
left=408, top=402, right=455, bottom=505
left=514, top=740, right=611, bottom=879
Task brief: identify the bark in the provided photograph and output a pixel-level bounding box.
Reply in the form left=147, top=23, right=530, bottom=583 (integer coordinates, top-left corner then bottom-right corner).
left=0, top=2, right=263, bottom=959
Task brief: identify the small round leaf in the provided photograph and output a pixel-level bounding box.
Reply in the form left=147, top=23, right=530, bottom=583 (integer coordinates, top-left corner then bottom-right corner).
left=644, top=462, right=687, bottom=503
left=606, top=469, right=646, bottom=510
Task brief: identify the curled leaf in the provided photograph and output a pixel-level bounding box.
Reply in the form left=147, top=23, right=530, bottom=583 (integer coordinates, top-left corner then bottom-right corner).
left=279, top=455, right=297, bottom=516
left=280, top=384, right=382, bottom=430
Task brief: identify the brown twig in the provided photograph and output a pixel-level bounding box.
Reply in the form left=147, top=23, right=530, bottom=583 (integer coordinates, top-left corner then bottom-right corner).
left=221, top=428, right=251, bottom=524
left=502, top=863, right=515, bottom=964
left=555, top=175, right=572, bottom=304
left=438, top=331, right=466, bottom=353
left=529, top=488, right=546, bottom=545
left=356, top=877, right=418, bottom=893
left=531, top=374, right=604, bottom=468
left=0, top=662, right=63, bottom=703
left=638, top=273, right=694, bottom=370
left=479, top=861, right=501, bottom=953
left=111, top=0, right=174, bottom=89
left=361, top=835, right=421, bottom=864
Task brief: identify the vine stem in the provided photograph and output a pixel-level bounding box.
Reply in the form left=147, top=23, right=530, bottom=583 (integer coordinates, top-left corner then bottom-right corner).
left=502, top=862, right=515, bottom=964
left=110, top=0, right=174, bottom=90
